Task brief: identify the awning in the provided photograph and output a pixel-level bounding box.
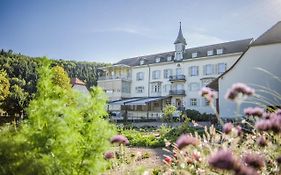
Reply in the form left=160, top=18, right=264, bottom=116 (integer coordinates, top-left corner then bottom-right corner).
left=109, top=98, right=141, bottom=105
left=126, top=97, right=166, bottom=105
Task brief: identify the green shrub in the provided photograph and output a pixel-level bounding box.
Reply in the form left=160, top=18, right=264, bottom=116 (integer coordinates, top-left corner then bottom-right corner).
left=185, top=109, right=217, bottom=122
left=0, top=58, right=116, bottom=175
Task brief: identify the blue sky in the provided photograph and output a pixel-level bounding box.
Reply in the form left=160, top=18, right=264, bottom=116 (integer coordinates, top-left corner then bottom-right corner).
left=0, top=0, right=281, bottom=63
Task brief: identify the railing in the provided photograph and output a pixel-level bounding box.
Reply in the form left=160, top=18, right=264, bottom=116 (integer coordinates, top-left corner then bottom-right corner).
left=169, top=90, right=186, bottom=96
left=98, top=74, right=131, bottom=81
left=169, top=75, right=186, bottom=81
left=127, top=111, right=163, bottom=120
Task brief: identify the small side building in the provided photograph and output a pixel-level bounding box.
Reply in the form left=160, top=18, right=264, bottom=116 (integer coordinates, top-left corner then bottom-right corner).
left=71, top=78, right=89, bottom=95
left=209, top=21, right=281, bottom=118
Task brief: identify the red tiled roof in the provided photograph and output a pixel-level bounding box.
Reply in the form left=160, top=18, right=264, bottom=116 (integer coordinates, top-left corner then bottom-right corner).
left=71, top=78, right=85, bottom=85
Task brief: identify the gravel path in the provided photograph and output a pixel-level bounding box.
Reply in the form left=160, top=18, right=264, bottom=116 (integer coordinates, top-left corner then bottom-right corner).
left=103, top=147, right=168, bottom=175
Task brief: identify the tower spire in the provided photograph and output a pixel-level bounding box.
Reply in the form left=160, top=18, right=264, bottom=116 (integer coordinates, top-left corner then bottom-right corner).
left=174, top=22, right=187, bottom=45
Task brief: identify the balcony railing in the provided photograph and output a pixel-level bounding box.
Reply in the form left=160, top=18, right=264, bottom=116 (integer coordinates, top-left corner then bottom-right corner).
left=169, top=90, right=186, bottom=96
left=98, top=75, right=131, bottom=81
left=169, top=75, right=186, bottom=82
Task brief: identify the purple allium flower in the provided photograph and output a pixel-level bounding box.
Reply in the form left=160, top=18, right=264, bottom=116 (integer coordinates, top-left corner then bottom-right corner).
left=255, top=119, right=272, bottom=131
left=176, top=134, right=198, bottom=149
left=276, top=156, right=281, bottom=164
left=234, top=165, right=258, bottom=175
left=257, top=136, right=267, bottom=147
left=208, top=149, right=238, bottom=170
left=243, top=153, right=264, bottom=169
left=270, top=114, right=281, bottom=133
left=262, top=112, right=273, bottom=119
left=225, top=83, right=255, bottom=101
left=223, top=123, right=234, bottom=134
left=236, top=125, right=243, bottom=136
left=104, top=151, right=115, bottom=159
left=244, top=107, right=264, bottom=117
left=110, top=135, right=129, bottom=145
left=275, top=109, right=281, bottom=116
left=199, top=87, right=217, bottom=103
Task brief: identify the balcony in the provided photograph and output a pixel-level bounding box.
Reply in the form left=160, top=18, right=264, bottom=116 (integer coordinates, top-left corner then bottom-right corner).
left=169, top=90, right=186, bottom=96
left=169, top=75, right=186, bottom=82
left=98, top=74, right=131, bottom=81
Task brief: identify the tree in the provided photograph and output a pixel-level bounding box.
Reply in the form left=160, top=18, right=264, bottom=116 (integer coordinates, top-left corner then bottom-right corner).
left=51, top=65, right=71, bottom=90
left=0, top=58, right=116, bottom=174
left=0, top=78, right=28, bottom=116
left=0, top=70, right=10, bottom=102
left=163, top=105, right=177, bottom=122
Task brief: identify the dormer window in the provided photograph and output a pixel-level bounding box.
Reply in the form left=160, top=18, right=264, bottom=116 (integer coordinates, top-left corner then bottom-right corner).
left=167, top=56, right=172, bottom=61
left=140, top=59, right=144, bottom=65
left=207, top=50, right=214, bottom=56
left=155, top=57, right=161, bottom=63
left=192, top=52, right=198, bottom=58
left=216, top=48, right=223, bottom=55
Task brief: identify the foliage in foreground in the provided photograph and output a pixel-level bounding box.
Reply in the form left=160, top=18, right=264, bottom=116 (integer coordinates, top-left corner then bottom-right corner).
left=0, top=59, right=116, bottom=175
left=159, top=84, right=281, bottom=174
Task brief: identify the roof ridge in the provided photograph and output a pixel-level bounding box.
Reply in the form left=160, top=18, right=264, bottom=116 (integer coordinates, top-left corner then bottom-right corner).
left=187, top=38, right=253, bottom=50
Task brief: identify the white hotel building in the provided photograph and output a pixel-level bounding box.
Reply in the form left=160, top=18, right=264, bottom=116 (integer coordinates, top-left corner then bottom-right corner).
left=97, top=24, right=252, bottom=120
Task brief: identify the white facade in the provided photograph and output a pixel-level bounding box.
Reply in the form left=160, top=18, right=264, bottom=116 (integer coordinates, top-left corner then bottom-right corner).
left=97, top=24, right=253, bottom=119
left=130, top=53, right=241, bottom=114
left=218, top=43, right=281, bottom=118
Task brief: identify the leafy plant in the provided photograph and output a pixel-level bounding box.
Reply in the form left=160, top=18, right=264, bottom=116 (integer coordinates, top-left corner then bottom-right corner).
left=163, top=105, right=177, bottom=122
left=0, top=69, right=10, bottom=102
left=158, top=83, right=281, bottom=174
left=0, top=58, right=116, bottom=175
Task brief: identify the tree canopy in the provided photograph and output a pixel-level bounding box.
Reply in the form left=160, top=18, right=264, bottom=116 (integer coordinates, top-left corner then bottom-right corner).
left=0, top=70, right=10, bottom=102
left=0, top=49, right=108, bottom=117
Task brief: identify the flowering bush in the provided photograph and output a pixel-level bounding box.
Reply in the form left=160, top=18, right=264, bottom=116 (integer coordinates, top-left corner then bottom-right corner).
left=159, top=83, right=281, bottom=174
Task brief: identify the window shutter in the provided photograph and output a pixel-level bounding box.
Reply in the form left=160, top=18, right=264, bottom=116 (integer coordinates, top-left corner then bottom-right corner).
left=196, top=66, right=199, bottom=76
left=197, top=98, right=200, bottom=107
left=203, top=65, right=206, bottom=75
left=188, top=67, right=191, bottom=76
left=211, top=64, right=215, bottom=75
left=215, top=64, right=219, bottom=74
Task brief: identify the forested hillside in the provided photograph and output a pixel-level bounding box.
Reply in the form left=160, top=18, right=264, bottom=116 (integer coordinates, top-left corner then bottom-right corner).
left=0, top=49, right=109, bottom=117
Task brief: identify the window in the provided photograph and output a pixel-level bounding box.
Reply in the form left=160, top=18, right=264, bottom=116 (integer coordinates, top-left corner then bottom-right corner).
left=167, top=56, right=172, bottom=61
left=152, top=84, right=161, bottom=93
left=189, top=66, right=199, bottom=76
left=216, top=48, right=223, bottom=55
left=192, top=52, right=198, bottom=58
left=106, top=90, right=113, bottom=93
left=203, top=98, right=209, bottom=106
left=189, top=83, right=200, bottom=91
left=122, top=82, right=131, bottom=93
left=140, top=59, right=144, bottom=65
left=201, top=78, right=215, bottom=87
left=175, top=52, right=183, bottom=60
left=136, top=72, right=144, bottom=81
left=164, top=69, right=172, bottom=79
left=163, top=84, right=171, bottom=93
left=204, top=64, right=214, bottom=75
left=152, top=70, right=161, bottom=79
left=155, top=57, right=161, bottom=63
left=218, top=63, right=227, bottom=74
left=207, top=50, right=214, bottom=56
left=190, top=98, right=198, bottom=106
left=135, top=86, right=144, bottom=93
left=176, top=68, right=183, bottom=75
